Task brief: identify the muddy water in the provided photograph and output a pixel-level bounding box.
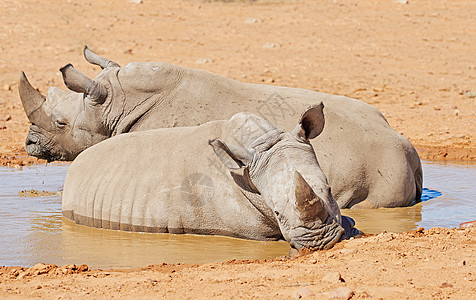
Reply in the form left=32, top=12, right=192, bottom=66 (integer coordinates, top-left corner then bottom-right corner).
left=0, top=161, right=475, bottom=268
left=342, top=160, right=476, bottom=233
left=0, top=164, right=289, bottom=268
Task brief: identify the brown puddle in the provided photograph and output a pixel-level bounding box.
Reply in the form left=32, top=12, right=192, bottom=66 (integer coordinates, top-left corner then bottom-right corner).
left=0, top=161, right=475, bottom=268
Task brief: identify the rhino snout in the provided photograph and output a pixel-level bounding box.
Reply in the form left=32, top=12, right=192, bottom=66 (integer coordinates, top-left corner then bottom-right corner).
left=25, top=133, right=42, bottom=156
left=288, top=220, right=345, bottom=251
left=26, top=134, right=39, bottom=146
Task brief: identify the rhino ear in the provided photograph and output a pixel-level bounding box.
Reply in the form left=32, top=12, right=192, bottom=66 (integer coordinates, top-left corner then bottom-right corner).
left=83, top=46, right=120, bottom=69
left=209, top=138, right=253, bottom=170
left=230, top=168, right=260, bottom=194
left=291, top=102, right=325, bottom=140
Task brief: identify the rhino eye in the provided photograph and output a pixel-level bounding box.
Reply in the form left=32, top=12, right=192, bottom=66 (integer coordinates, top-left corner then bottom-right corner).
left=54, top=120, right=67, bottom=128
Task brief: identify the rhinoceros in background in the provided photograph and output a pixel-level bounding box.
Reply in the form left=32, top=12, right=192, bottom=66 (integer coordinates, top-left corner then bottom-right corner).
left=63, top=105, right=356, bottom=250
left=20, top=47, right=422, bottom=209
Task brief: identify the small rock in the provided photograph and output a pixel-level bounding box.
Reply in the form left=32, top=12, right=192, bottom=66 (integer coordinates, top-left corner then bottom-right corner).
left=244, top=18, right=262, bottom=24
left=460, top=260, right=466, bottom=266
left=195, top=58, right=212, bottom=65
left=263, top=43, right=280, bottom=49
left=293, top=287, right=314, bottom=299
left=2, top=84, right=11, bottom=91
left=453, top=109, right=460, bottom=116
left=460, top=220, right=476, bottom=228
left=395, top=0, right=409, bottom=4
left=325, top=286, right=354, bottom=299
left=78, top=264, right=89, bottom=272
left=465, top=91, right=476, bottom=98
left=9, top=269, right=20, bottom=278
left=440, top=282, right=453, bottom=288
left=129, top=0, right=143, bottom=4
left=289, top=248, right=300, bottom=259
left=29, top=263, right=50, bottom=275
left=5, top=115, right=11, bottom=121
left=323, top=271, right=344, bottom=283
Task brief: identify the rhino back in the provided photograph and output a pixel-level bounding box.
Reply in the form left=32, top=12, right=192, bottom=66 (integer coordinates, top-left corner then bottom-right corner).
left=62, top=117, right=281, bottom=240
left=115, top=63, right=421, bottom=208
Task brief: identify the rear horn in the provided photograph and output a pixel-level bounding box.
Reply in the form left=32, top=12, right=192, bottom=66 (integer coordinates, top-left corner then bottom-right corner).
left=60, top=64, right=108, bottom=104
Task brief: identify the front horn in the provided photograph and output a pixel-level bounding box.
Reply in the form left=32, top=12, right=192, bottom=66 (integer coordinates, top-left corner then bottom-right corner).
left=83, top=46, right=120, bottom=69
left=60, top=64, right=108, bottom=104
left=18, top=71, right=46, bottom=122
left=294, top=171, right=328, bottom=222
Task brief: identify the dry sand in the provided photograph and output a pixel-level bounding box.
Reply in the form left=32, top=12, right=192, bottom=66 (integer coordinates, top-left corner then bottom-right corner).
left=0, top=0, right=475, bottom=298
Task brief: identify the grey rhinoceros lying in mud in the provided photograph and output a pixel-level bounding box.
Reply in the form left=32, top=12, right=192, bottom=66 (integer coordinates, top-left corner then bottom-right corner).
left=20, top=47, right=422, bottom=208
left=63, top=105, right=357, bottom=250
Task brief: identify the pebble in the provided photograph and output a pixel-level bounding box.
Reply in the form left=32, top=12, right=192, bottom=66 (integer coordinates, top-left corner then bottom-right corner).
left=440, top=282, right=453, bottom=288
left=2, top=84, right=11, bottom=91
left=129, top=0, right=143, bottom=4
left=195, top=58, right=212, bottom=65
left=460, top=220, right=476, bottom=228
left=325, top=286, right=354, bottom=299
left=244, top=18, right=262, bottom=24
left=323, top=271, right=344, bottom=283
left=18, top=263, right=55, bottom=279
left=263, top=43, right=280, bottom=49
left=289, top=248, right=300, bottom=259
left=293, top=287, right=314, bottom=299
left=465, top=91, right=476, bottom=98
left=395, top=0, right=409, bottom=4
left=5, top=115, right=11, bottom=121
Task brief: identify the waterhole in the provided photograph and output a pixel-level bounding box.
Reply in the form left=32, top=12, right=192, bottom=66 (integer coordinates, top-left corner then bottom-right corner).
left=0, top=161, right=474, bottom=268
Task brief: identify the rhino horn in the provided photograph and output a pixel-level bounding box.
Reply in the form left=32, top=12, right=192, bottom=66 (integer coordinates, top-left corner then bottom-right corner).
left=60, top=64, right=108, bottom=104
left=294, top=171, right=328, bottom=222
left=83, top=46, right=120, bottom=69
left=18, top=71, right=46, bottom=123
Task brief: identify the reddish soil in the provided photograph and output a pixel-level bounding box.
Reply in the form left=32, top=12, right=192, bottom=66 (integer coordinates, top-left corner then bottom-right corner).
left=1, top=227, right=475, bottom=299
left=1, top=0, right=475, bottom=298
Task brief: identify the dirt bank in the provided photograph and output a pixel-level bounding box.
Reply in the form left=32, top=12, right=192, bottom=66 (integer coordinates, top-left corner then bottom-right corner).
left=0, top=0, right=475, bottom=167
left=1, top=227, right=475, bottom=299
left=1, top=0, right=475, bottom=298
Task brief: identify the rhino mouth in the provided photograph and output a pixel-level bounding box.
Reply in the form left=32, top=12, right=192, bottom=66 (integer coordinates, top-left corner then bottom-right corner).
left=288, top=218, right=345, bottom=251
left=26, top=143, right=63, bottom=162
left=25, top=130, right=64, bottom=162
left=26, top=148, right=53, bottom=162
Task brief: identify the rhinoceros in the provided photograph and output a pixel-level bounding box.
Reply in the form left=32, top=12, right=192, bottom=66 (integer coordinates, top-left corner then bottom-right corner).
left=63, top=105, right=356, bottom=250
left=20, top=47, right=422, bottom=208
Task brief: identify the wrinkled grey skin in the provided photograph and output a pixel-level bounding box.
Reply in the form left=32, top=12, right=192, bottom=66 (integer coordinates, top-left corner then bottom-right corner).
left=63, top=107, right=354, bottom=250
left=20, top=47, right=422, bottom=208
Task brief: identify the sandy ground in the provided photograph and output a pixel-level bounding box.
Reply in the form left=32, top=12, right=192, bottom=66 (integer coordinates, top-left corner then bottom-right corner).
left=1, top=227, right=475, bottom=299
left=1, top=0, right=475, bottom=298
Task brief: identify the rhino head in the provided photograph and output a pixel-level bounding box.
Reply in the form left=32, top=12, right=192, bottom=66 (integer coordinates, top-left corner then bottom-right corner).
left=19, top=47, right=121, bottom=161
left=210, top=104, right=346, bottom=250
